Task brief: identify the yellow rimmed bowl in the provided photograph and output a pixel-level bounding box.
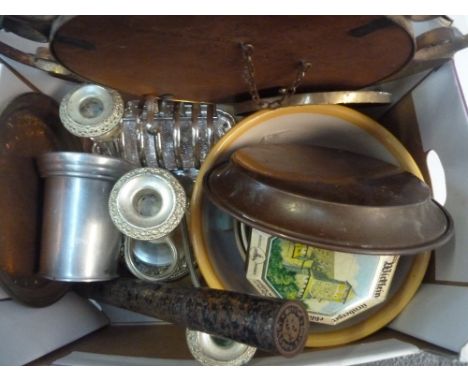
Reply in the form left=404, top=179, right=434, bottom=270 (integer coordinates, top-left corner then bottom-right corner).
left=190, top=105, right=430, bottom=348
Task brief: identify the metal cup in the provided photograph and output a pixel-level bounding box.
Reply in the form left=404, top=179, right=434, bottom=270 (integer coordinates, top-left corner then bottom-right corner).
left=37, top=152, right=134, bottom=281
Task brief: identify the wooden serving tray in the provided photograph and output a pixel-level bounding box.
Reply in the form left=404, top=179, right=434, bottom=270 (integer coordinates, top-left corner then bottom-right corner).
left=51, top=16, right=414, bottom=103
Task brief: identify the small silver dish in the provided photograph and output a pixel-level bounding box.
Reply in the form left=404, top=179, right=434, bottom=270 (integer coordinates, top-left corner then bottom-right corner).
left=124, top=224, right=189, bottom=282
left=186, top=329, right=257, bottom=366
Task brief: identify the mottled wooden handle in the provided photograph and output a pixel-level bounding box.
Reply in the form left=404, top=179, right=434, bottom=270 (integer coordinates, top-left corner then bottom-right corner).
left=78, top=278, right=309, bottom=357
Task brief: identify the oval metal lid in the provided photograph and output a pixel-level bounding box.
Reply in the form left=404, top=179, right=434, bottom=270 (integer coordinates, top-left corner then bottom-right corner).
left=205, top=144, right=454, bottom=255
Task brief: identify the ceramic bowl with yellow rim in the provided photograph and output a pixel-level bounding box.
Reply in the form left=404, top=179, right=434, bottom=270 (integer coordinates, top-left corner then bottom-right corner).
left=190, top=105, right=431, bottom=348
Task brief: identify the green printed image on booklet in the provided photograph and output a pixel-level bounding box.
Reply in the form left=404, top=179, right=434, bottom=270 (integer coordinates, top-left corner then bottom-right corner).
left=246, top=228, right=399, bottom=325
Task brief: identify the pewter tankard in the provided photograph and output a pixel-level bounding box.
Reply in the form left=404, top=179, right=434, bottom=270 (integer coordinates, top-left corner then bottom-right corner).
left=38, top=152, right=134, bottom=281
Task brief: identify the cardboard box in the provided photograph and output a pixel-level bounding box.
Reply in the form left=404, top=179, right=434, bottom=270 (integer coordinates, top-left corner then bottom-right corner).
left=1, top=16, right=468, bottom=365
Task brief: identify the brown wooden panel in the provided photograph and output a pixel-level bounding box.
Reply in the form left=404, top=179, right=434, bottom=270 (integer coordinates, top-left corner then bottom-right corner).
left=0, top=93, right=80, bottom=306
left=51, top=16, right=414, bottom=103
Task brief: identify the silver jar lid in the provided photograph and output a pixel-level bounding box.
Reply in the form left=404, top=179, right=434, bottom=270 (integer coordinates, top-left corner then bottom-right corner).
left=38, top=152, right=135, bottom=181
left=60, top=84, right=124, bottom=140
left=124, top=235, right=188, bottom=282
left=109, top=167, right=187, bottom=240
left=186, top=329, right=257, bottom=366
